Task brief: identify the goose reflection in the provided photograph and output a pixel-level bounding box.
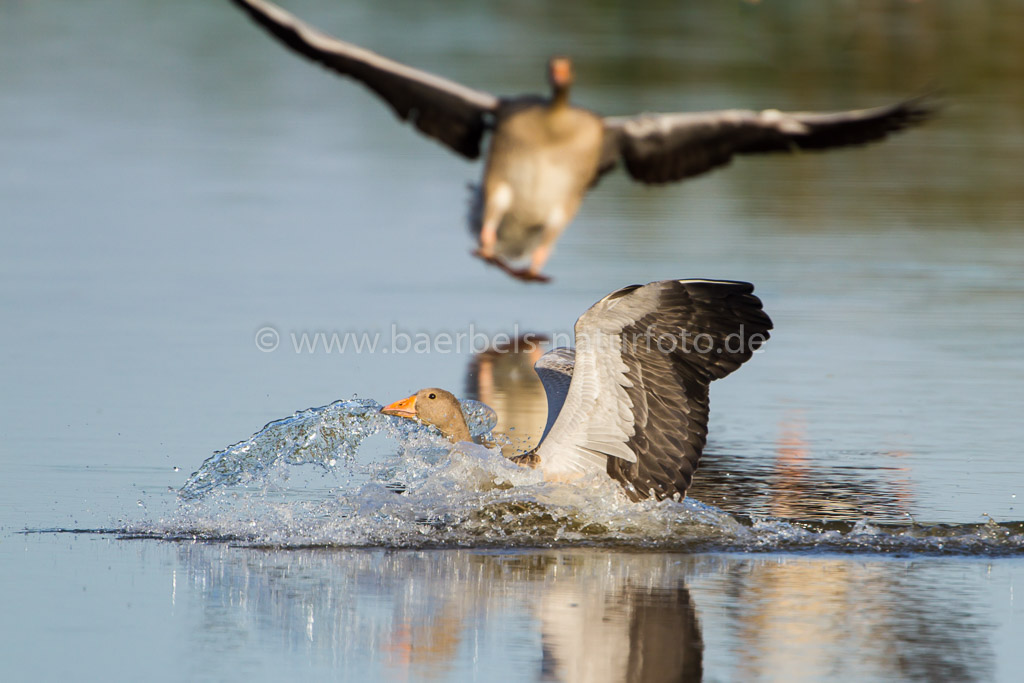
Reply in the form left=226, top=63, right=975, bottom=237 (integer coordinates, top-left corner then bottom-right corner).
left=172, top=545, right=993, bottom=681
left=464, top=334, right=551, bottom=457
left=536, top=565, right=703, bottom=682
left=175, top=546, right=703, bottom=682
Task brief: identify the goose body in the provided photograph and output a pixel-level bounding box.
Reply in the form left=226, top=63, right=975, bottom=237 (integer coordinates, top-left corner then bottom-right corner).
left=383, top=279, right=773, bottom=501
left=230, top=0, right=935, bottom=282
left=472, top=102, right=605, bottom=272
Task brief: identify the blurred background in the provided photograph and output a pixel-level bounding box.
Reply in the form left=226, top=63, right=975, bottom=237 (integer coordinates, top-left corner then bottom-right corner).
left=2, top=1, right=1023, bottom=681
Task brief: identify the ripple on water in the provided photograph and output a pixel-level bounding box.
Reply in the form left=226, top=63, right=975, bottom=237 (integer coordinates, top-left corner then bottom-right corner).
left=120, top=400, right=1024, bottom=556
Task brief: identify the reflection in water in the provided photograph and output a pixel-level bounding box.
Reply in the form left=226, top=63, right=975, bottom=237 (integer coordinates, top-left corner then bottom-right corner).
left=720, top=558, right=994, bottom=682
left=464, top=340, right=919, bottom=523
left=172, top=545, right=995, bottom=682
left=690, top=412, right=918, bottom=523
left=176, top=546, right=704, bottom=682
left=536, top=560, right=702, bottom=683
left=464, top=335, right=550, bottom=457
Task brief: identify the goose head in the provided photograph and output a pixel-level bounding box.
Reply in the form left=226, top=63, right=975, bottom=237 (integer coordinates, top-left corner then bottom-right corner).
left=547, top=56, right=574, bottom=103
left=381, top=388, right=472, bottom=443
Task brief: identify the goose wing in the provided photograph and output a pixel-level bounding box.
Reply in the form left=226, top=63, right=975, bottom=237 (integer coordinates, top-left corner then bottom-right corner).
left=534, top=347, right=576, bottom=444
left=534, top=279, right=772, bottom=501
left=601, top=97, right=935, bottom=184
left=231, top=0, right=500, bottom=159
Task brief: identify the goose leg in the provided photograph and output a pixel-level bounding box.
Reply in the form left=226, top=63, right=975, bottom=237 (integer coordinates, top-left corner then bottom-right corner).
left=509, top=268, right=551, bottom=283
left=473, top=182, right=513, bottom=260
left=508, top=214, right=565, bottom=283
left=474, top=251, right=549, bottom=283
left=475, top=219, right=499, bottom=260
left=505, top=256, right=552, bottom=283
left=523, top=241, right=554, bottom=280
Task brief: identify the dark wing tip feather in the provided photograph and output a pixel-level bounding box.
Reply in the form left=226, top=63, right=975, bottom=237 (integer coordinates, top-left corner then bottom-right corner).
left=605, top=279, right=771, bottom=501
left=666, top=280, right=773, bottom=380
left=606, top=94, right=937, bottom=184
left=745, top=95, right=940, bottom=153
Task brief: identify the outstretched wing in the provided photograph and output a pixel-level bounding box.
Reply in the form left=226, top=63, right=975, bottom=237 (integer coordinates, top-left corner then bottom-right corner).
left=231, top=0, right=500, bottom=158
left=534, top=280, right=772, bottom=501
left=601, top=97, right=935, bottom=184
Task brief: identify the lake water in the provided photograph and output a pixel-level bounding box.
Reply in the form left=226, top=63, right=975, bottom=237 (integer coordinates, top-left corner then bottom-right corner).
left=2, top=0, right=1022, bottom=680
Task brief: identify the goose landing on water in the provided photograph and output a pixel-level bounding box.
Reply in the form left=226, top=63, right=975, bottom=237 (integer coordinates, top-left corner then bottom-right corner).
left=382, top=279, right=772, bottom=502
left=230, top=0, right=937, bottom=283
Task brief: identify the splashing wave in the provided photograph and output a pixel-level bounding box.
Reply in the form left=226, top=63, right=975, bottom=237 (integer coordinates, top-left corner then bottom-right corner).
left=118, top=400, right=1024, bottom=556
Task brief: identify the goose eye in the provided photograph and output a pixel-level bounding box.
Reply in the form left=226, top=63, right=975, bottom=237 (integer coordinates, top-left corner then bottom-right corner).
left=428, top=393, right=436, bottom=400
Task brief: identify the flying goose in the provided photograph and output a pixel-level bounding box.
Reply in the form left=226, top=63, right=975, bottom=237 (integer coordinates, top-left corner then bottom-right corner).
left=382, top=279, right=772, bottom=501
left=230, top=0, right=936, bottom=283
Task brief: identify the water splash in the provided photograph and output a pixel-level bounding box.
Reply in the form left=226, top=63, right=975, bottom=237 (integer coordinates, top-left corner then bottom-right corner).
left=117, top=399, right=1024, bottom=556
left=177, top=397, right=497, bottom=500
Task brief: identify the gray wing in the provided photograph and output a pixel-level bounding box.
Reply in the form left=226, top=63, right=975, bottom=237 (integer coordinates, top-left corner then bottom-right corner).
left=535, top=279, right=772, bottom=501
left=601, top=97, right=935, bottom=184
left=533, top=347, right=576, bottom=444
left=231, top=0, right=500, bottom=159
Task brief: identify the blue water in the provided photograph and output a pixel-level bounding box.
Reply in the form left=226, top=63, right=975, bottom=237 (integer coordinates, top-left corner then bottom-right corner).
left=2, top=0, right=1023, bottom=680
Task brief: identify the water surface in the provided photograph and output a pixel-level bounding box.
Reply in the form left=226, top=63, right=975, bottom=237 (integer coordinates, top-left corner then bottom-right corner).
left=2, top=0, right=1022, bottom=680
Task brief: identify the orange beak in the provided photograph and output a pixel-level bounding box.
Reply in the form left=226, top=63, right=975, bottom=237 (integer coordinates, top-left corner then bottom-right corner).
left=380, top=394, right=418, bottom=419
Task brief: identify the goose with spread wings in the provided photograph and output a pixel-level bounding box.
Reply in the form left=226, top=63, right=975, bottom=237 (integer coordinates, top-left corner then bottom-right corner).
left=230, top=0, right=935, bottom=283
left=382, top=279, right=772, bottom=501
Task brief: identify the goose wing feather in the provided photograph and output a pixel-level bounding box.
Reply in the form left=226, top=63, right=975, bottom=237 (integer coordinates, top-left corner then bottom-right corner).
left=534, top=279, right=772, bottom=500
left=231, top=0, right=500, bottom=158
left=601, top=97, right=935, bottom=184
